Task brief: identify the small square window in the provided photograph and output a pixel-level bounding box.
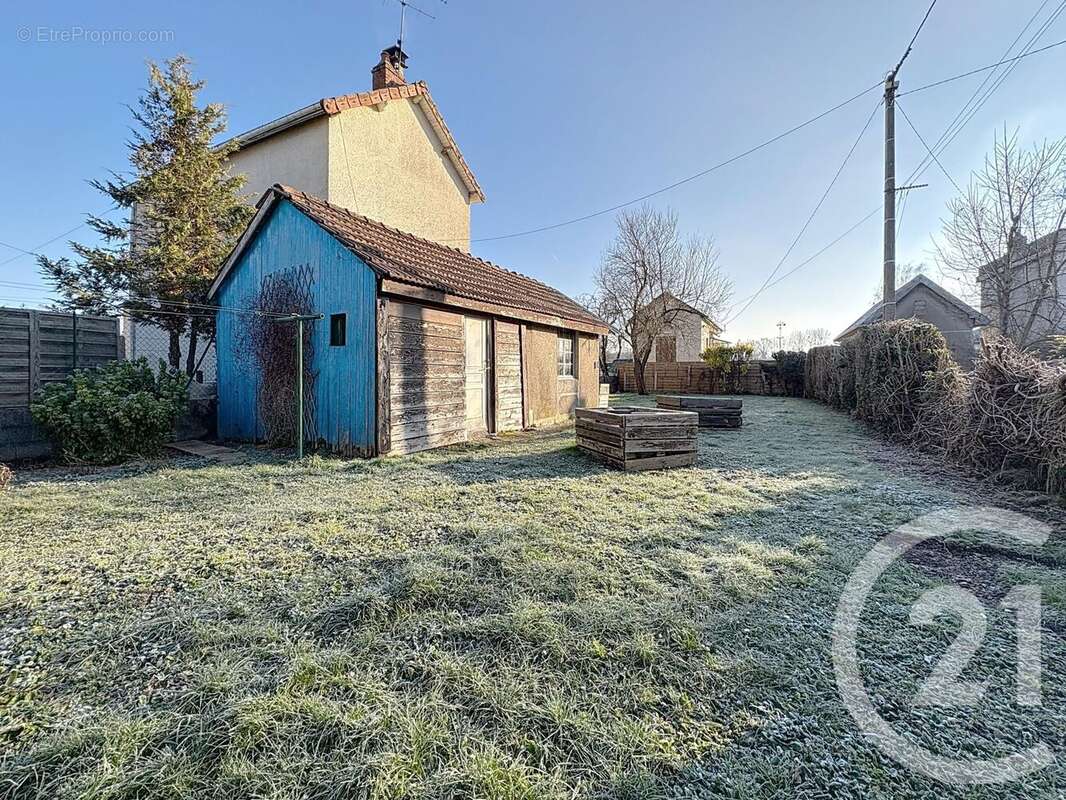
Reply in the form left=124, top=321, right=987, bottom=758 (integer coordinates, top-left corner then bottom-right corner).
left=330, top=313, right=347, bottom=347
left=557, top=333, right=574, bottom=377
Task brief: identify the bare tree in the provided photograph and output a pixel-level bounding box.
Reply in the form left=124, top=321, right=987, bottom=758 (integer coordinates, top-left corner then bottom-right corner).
left=786, top=327, right=833, bottom=352
left=751, top=327, right=832, bottom=359
left=576, top=291, right=623, bottom=381
left=594, top=206, right=732, bottom=394
left=936, top=129, right=1066, bottom=351
left=870, top=262, right=929, bottom=305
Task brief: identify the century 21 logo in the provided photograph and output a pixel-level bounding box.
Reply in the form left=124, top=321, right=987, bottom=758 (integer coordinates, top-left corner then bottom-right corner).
left=832, top=507, right=1052, bottom=786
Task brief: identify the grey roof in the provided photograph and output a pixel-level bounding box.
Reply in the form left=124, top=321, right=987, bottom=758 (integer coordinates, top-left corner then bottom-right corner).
left=835, top=274, right=991, bottom=341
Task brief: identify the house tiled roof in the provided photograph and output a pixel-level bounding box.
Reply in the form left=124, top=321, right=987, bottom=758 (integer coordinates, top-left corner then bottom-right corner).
left=835, top=274, right=990, bottom=341
left=222, top=82, right=484, bottom=203
left=218, top=185, right=607, bottom=333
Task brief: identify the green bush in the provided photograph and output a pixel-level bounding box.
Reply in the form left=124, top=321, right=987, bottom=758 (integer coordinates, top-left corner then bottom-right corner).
left=31, top=359, right=188, bottom=464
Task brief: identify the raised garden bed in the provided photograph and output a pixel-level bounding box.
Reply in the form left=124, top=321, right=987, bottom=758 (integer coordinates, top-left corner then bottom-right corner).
left=656, top=395, right=743, bottom=428
left=575, top=406, right=698, bottom=471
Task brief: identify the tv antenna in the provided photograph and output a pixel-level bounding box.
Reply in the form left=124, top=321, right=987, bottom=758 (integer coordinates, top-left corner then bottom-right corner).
left=388, top=0, right=441, bottom=52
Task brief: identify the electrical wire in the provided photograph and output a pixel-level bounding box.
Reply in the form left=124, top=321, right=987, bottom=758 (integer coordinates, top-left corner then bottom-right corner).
left=723, top=99, right=882, bottom=326
left=899, top=37, right=1066, bottom=96
left=722, top=0, right=1065, bottom=324
left=894, top=0, right=938, bottom=74
left=466, top=79, right=884, bottom=244
left=902, top=0, right=1064, bottom=186
left=896, top=101, right=963, bottom=193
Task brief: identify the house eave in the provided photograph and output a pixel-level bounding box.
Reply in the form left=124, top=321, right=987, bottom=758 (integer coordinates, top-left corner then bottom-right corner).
left=380, top=279, right=608, bottom=336
left=219, top=103, right=326, bottom=152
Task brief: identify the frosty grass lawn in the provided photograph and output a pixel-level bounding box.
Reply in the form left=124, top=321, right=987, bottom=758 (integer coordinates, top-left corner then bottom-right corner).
left=1, top=395, right=1064, bottom=799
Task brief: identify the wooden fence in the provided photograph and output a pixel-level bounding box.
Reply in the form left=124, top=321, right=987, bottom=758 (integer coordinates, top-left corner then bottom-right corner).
left=0, top=308, right=122, bottom=459
left=617, top=360, right=787, bottom=395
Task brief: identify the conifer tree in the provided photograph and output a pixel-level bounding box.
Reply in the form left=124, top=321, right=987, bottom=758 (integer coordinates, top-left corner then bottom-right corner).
left=40, top=56, right=253, bottom=374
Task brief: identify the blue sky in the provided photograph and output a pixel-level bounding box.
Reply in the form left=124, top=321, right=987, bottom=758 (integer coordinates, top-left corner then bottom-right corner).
left=3, top=0, right=1065, bottom=341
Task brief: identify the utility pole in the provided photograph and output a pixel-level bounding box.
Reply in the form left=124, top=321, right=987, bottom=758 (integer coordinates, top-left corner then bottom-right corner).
left=776, top=321, right=786, bottom=352
left=882, top=72, right=899, bottom=322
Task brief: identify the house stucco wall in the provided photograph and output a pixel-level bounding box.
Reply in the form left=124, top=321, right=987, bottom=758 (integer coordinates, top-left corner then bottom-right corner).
left=980, top=238, right=1066, bottom=351
left=326, top=102, right=471, bottom=250
left=227, top=117, right=330, bottom=201
left=645, top=308, right=706, bottom=363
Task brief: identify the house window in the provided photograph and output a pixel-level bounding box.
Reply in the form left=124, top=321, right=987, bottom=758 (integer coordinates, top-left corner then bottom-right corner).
left=557, top=333, right=575, bottom=377
left=330, top=313, right=347, bottom=347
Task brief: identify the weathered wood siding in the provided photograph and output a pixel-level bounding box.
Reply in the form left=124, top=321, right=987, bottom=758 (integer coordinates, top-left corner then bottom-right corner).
left=494, top=320, right=522, bottom=432
left=387, top=301, right=468, bottom=455
left=214, top=199, right=377, bottom=453
left=0, top=308, right=121, bottom=460
left=0, top=309, right=120, bottom=409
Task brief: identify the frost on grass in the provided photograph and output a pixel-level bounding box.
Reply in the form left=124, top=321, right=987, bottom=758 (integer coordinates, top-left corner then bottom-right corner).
left=0, top=396, right=1063, bottom=799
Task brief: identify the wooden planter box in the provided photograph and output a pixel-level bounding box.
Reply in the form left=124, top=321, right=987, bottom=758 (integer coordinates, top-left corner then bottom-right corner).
left=656, top=395, right=743, bottom=429
left=575, top=406, right=698, bottom=471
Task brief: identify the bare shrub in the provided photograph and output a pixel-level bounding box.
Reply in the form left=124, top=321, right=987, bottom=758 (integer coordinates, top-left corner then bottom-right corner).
left=0, top=464, right=12, bottom=490
left=963, top=334, right=1066, bottom=490
left=236, top=266, right=318, bottom=447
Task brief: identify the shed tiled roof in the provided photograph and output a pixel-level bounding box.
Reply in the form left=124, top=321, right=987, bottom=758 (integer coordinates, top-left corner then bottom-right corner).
left=221, top=185, right=606, bottom=333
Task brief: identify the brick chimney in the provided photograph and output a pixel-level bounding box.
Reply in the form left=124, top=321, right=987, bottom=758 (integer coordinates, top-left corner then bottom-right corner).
left=372, top=45, right=408, bottom=90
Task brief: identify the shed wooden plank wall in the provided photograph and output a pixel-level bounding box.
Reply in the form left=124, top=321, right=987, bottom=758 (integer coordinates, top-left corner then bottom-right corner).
left=494, top=320, right=522, bottom=432
left=214, top=199, right=377, bottom=453
left=388, top=300, right=468, bottom=455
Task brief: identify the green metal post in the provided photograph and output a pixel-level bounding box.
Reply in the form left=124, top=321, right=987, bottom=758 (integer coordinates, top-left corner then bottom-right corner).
left=296, top=317, right=304, bottom=459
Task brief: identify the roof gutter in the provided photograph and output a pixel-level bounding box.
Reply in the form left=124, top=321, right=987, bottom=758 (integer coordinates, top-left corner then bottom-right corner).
left=218, top=102, right=325, bottom=152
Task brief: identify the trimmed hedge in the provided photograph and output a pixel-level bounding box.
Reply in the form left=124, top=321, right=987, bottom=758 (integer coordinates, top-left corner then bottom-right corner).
left=806, top=320, right=1066, bottom=493
left=804, top=344, right=856, bottom=410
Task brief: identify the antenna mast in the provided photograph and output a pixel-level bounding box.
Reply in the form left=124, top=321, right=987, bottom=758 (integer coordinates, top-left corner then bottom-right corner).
left=392, top=0, right=437, bottom=51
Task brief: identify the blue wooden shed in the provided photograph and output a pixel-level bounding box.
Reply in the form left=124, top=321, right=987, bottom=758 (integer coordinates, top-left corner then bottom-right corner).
left=208, top=185, right=609, bottom=456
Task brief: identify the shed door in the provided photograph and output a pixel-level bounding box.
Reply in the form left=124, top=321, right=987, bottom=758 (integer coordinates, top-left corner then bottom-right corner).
left=464, top=316, right=490, bottom=433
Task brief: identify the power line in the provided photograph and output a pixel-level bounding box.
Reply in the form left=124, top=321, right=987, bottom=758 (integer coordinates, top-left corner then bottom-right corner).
left=724, top=99, right=882, bottom=326
left=725, top=0, right=1065, bottom=321
left=896, top=101, right=963, bottom=193
left=903, top=0, right=1064, bottom=185
left=899, top=37, right=1066, bottom=96
left=468, top=80, right=884, bottom=243
left=894, top=0, right=938, bottom=75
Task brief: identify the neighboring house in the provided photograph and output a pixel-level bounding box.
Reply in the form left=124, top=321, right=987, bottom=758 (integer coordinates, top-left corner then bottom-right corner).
left=836, top=274, right=990, bottom=366
left=978, top=229, right=1066, bottom=353
left=208, top=185, right=608, bottom=456
left=640, top=293, right=725, bottom=364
